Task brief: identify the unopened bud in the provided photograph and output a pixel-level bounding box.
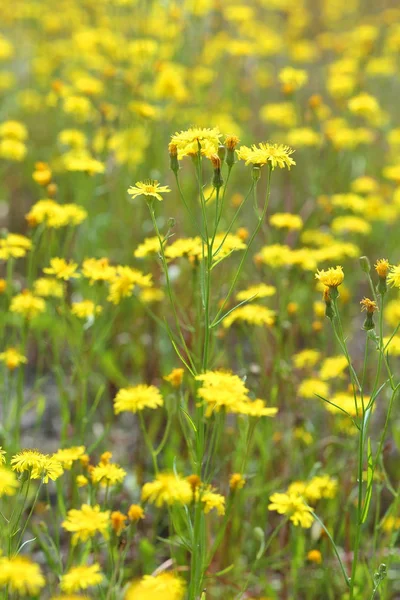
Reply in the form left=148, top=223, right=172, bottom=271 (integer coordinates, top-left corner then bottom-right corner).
left=359, top=256, right=371, bottom=273
left=323, top=287, right=334, bottom=320
left=225, top=135, right=239, bottom=168
left=218, top=144, right=226, bottom=162
left=168, top=143, right=179, bottom=175
left=252, top=166, right=261, bottom=183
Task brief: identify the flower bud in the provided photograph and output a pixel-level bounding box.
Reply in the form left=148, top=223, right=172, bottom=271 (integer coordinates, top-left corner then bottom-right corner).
left=211, top=154, right=224, bottom=189
left=225, top=135, right=239, bottom=168
left=168, top=142, right=179, bottom=174
left=252, top=166, right=261, bottom=183
left=359, top=256, right=371, bottom=273
left=323, top=287, right=334, bottom=320
left=375, top=258, right=389, bottom=296
left=218, top=144, right=226, bottom=162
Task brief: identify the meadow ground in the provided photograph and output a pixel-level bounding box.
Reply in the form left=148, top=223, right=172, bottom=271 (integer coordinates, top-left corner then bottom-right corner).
left=0, top=1, right=400, bottom=598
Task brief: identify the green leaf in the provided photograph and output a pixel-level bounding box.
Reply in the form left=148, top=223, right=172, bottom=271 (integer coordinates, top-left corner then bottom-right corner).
left=179, top=407, right=197, bottom=433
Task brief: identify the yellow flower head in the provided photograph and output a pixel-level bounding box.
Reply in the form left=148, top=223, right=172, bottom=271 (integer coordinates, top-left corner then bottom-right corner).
left=33, top=277, right=64, bottom=298
left=0, top=347, right=27, bottom=370
left=128, top=180, right=171, bottom=202
left=0, top=466, right=19, bottom=497
left=128, top=504, right=145, bottom=522
left=11, top=449, right=63, bottom=482
left=229, top=473, right=246, bottom=490
left=82, top=257, right=116, bottom=284
left=197, top=486, right=225, bottom=515
left=91, top=462, right=126, bottom=487
left=125, top=572, right=186, bottom=600
left=268, top=492, right=314, bottom=528
left=0, top=556, right=45, bottom=596
left=375, top=258, right=390, bottom=279
left=141, top=472, right=193, bottom=507
left=111, top=511, right=127, bottom=535
left=53, top=446, right=86, bottom=470
left=236, top=142, right=296, bottom=170
left=62, top=504, right=110, bottom=545
left=269, top=213, right=303, bottom=231
left=307, top=549, right=322, bottom=564
left=164, top=367, right=184, bottom=387
left=44, top=258, right=80, bottom=280
left=61, top=564, right=103, bottom=593
left=315, top=266, right=344, bottom=288
left=71, top=300, right=102, bottom=319
left=170, top=127, right=221, bottom=159
left=10, top=290, right=46, bottom=319
left=360, top=297, right=378, bottom=314
left=107, top=266, right=152, bottom=304
left=387, top=264, right=400, bottom=288
left=114, top=384, right=163, bottom=414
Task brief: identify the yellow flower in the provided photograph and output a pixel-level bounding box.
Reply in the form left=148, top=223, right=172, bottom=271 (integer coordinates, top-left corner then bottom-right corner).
left=128, top=504, right=145, bottom=522
left=114, top=384, right=163, bottom=414
left=61, top=564, right=103, bottom=593
left=259, top=103, right=297, bottom=128
left=299, top=378, right=329, bottom=399
left=229, top=473, right=246, bottom=490
left=0, top=138, right=27, bottom=161
left=71, top=300, right=102, bottom=319
left=331, top=216, right=371, bottom=235
left=293, top=349, right=321, bottom=369
left=197, top=487, right=226, bottom=515
left=63, top=150, right=105, bottom=175
left=10, top=291, right=46, bottom=320
left=237, top=142, right=296, bottom=170
left=128, top=180, right=171, bottom=202
left=82, top=257, right=116, bottom=284
left=164, top=367, right=184, bottom=387
left=134, top=237, right=161, bottom=258
left=11, top=450, right=63, bottom=483
left=236, top=284, right=276, bottom=302
left=170, top=126, right=221, bottom=159
left=360, top=298, right=378, bottom=314
left=91, top=462, right=126, bottom=487
left=111, top=511, right=127, bottom=535
left=0, top=347, right=27, bottom=370
left=44, top=258, right=80, bottom=280
left=140, top=288, right=165, bottom=303
left=141, top=472, right=193, bottom=507
left=26, top=200, right=87, bottom=228
left=0, top=466, right=19, bottom=496
left=196, top=370, right=277, bottom=417
left=307, top=549, right=322, bottom=564
left=125, top=572, right=186, bottom=600
left=222, top=304, right=275, bottom=328
left=348, top=92, right=381, bottom=121
left=319, top=356, right=348, bottom=380
left=0, top=120, right=28, bottom=140
left=278, top=67, right=308, bottom=93
left=375, top=259, right=390, bottom=279
left=0, top=556, right=45, bottom=596
left=107, top=266, right=152, bottom=304
left=62, top=504, right=110, bottom=545
left=0, top=233, right=32, bottom=260
left=237, top=398, right=278, bottom=418
left=53, top=446, right=86, bottom=470
left=33, top=277, right=64, bottom=298
left=32, top=161, right=52, bottom=186
left=270, top=213, right=303, bottom=230
left=387, top=264, right=400, bottom=288
left=315, top=266, right=344, bottom=288
left=268, top=492, right=314, bottom=528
